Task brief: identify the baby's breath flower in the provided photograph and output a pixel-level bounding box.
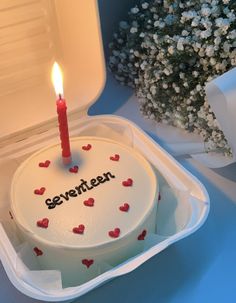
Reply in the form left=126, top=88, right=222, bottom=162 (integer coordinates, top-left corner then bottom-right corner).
left=109, top=0, right=234, bottom=156
left=130, top=27, right=138, bottom=34
left=131, top=7, right=139, bottom=14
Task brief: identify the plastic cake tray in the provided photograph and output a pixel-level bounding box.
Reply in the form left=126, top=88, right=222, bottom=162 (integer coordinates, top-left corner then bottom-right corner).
left=0, top=0, right=209, bottom=301
left=0, top=115, right=209, bottom=301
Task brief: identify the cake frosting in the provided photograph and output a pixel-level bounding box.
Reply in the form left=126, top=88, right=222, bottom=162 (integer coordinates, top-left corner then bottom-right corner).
left=11, top=136, right=158, bottom=286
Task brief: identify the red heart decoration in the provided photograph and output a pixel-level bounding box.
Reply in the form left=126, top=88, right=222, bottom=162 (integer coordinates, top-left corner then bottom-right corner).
left=82, top=144, right=92, bottom=151
left=110, top=154, right=120, bottom=161
left=82, top=259, right=94, bottom=268
left=108, top=228, right=120, bottom=238
left=84, top=198, right=94, bottom=207
left=39, top=160, right=50, bottom=168
left=158, top=192, right=161, bottom=201
left=122, top=178, right=133, bottom=187
left=69, top=165, right=79, bottom=173
left=34, top=247, right=43, bottom=256
left=119, top=203, right=130, bottom=212
left=137, top=229, right=147, bottom=241
left=73, top=224, right=85, bottom=234
left=34, top=187, right=46, bottom=195
left=37, top=218, right=49, bottom=228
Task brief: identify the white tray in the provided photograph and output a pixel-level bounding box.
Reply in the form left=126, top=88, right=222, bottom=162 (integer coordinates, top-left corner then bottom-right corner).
left=0, top=115, right=209, bottom=302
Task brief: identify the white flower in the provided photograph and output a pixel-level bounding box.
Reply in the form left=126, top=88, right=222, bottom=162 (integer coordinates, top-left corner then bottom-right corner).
left=177, top=38, right=185, bottom=50
left=174, top=87, right=180, bottom=93
left=214, top=36, right=221, bottom=45
left=191, top=17, right=200, bottom=27
left=201, top=7, right=211, bottom=17
left=227, top=12, right=236, bottom=22
left=153, top=21, right=159, bottom=27
left=183, top=82, right=189, bottom=87
left=131, top=7, right=139, bottom=14
left=223, top=42, right=231, bottom=53
left=150, top=85, right=157, bottom=95
left=215, top=18, right=230, bottom=30
left=130, top=27, right=138, bottom=34
left=210, top=58, right=216, bottom=65
left=168, top=46, right=174, bottom=54
left=228, top=30, right=236, bottom=39
left=206, top=45, right=214, bottom=57
left=163, top=68, right=170, bottom=75
left=196, top=84, right=202, bottom=91
left=162, top=83, right=168, bottom=89
left=200, top=29, right=212, bottom=39
left=182, top=30, right=189, bottom=36
left=142, top=2, right=149, bottom=9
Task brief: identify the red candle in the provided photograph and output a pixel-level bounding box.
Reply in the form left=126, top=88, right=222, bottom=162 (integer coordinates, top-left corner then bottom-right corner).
left=52, top=62, right=71, bottom=165
left=56, top=95, right=71, bottom=164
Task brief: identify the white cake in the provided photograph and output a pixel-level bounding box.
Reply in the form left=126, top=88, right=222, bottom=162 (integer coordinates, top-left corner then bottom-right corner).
left=11, top=137, right=158, bottom=286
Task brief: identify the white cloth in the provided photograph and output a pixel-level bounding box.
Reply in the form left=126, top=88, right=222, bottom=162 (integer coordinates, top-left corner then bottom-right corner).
left=206, top=67, right=236, bottom=164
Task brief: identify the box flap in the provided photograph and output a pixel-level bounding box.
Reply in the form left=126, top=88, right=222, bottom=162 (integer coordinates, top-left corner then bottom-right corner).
left=0, top=0, right=106, bottom=140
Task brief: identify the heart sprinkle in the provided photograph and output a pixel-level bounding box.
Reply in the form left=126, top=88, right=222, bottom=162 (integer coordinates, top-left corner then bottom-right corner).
left=119, top=203, right=130, bottom=212
left=83, top=198, right=94, bottom=207
left=108, top=228, right=120, bottom=238
left=73, top=224, right=85, bottom=234
left=37, top=218, right=49, bottom=228
left=110, top=154, right=120, bottom=161
left=34, top=187, right=46, bottom=195
left=82, top=144, right=92, bottom=151
left=82, top=259, right=94, bottom=268
left=137, top=230, right=147, bottom=241
left=39, top=160, right=50, bottom=168
left=69, top=165, right=79, bottom=173
left=122, top=178, right=133, bottom=187
left=34, top=247, right=43, bottom=256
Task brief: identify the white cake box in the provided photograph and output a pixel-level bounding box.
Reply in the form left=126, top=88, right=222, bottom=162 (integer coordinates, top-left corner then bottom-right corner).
left=0, top=0, right=210, bottom=301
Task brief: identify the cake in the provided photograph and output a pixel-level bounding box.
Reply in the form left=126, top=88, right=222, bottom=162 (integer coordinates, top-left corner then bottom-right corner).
left=11, top=136, right=158, bottom=286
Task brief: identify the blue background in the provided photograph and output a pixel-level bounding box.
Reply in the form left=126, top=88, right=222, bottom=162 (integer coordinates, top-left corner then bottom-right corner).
left=1, top=1, right=236, bottom=302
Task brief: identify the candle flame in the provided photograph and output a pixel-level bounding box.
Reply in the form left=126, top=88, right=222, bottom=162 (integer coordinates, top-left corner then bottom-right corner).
left=51, top=62, right=63, bottom=96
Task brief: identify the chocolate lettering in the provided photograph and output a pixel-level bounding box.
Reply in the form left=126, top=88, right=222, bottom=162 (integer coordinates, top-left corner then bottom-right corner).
left=90, top=178, right=99, bottom=187
left=53, top=196, right=63, bottom=205
left=103, top=172, right=115, bottom=181
left=45, top=172, right=115, bottom=209
left=75, top=186, right=85, bottom=195
left=81, top=179, right=93, bottom=190
left=69, top=190, right=77, bottom=197
left=97, top=175, right=105, bottom=183
left=60, top=192, right=70, bottom=201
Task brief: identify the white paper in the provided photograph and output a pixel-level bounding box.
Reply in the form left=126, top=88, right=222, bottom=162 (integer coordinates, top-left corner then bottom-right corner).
left=206, top=67, right=236, bottom=162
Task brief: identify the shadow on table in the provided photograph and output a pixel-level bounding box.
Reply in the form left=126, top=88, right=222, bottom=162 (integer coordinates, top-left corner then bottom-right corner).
left=88, top=70, right=133, bottom=116
left=212, top=162, right=236, bottom=182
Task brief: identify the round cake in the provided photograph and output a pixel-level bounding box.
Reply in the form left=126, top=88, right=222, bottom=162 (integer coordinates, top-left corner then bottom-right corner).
left=11, top=136, right=158, bottom=286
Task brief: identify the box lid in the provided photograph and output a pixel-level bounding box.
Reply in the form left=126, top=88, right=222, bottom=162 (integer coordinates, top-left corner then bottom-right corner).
left=0, top=0, right=106, bottom=141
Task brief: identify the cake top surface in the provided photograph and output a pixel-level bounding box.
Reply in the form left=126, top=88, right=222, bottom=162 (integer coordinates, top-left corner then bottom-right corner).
left=11, top=137, right=157, bottom=248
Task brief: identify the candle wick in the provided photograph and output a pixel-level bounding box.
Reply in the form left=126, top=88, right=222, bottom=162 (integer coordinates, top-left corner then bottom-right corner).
left=59, top=93, right=62, bottom=100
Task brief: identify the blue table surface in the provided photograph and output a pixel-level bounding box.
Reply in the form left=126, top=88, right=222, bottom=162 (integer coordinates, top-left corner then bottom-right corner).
left=1, top=73, right=236, bottom=303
